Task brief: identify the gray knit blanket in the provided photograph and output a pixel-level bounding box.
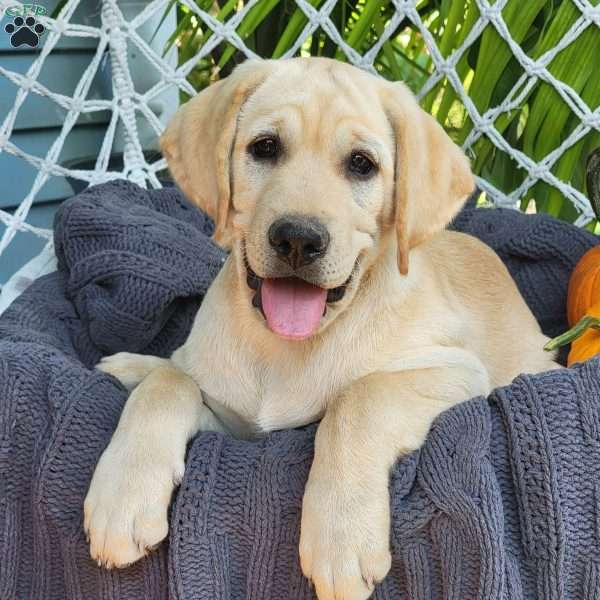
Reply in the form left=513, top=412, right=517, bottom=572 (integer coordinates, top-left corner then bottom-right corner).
left=2, top=180, right=600, bottom=600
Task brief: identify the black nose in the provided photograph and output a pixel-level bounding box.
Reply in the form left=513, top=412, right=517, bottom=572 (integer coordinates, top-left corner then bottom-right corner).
left=268, top=216, right=330, bottom=269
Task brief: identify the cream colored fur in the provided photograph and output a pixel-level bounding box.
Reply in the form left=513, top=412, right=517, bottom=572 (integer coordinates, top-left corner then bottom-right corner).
left=84, top=58, right=558, bottom=600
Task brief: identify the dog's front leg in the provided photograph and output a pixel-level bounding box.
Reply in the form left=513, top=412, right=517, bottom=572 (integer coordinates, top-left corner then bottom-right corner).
left=300, top=357, right=489, bottom=600
left=84, top=365, right=224, bottom=568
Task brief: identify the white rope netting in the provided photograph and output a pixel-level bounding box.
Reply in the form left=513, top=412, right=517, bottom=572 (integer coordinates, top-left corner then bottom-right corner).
left=0, top=0, right=599, bottom=299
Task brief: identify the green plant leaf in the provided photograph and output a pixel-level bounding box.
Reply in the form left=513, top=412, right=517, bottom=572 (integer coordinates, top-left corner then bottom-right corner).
left=217, top=0, right=283, bottom=69
left=459, top=0, right=547, bottom=144
left=273, top=0, right=327, bottom=58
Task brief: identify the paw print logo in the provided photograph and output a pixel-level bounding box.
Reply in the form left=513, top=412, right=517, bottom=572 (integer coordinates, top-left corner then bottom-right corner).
left=5, top=16, right=45, bottom=48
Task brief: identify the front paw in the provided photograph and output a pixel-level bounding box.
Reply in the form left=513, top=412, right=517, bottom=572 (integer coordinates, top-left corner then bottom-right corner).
left=299, top=475, right=391, bottom=600
left=83, top=435, right=184, bottom=568
left=97, top=352, right=170, bottom=391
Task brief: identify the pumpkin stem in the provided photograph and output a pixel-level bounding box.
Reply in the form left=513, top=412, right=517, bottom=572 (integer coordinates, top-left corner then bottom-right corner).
left=544, top=315, right=600, bottom=351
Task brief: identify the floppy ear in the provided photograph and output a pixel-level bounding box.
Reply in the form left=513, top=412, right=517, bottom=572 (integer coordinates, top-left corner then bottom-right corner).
left=381, top=82, right=475, bottom=274
left=160, top=60, right=271, bottom=248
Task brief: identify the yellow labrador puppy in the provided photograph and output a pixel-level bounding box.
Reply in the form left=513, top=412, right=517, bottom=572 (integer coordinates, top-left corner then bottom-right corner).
left=84, top=57, right=557, bottom=599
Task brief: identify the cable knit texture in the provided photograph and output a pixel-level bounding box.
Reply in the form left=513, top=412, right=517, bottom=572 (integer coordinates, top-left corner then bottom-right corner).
left=1, top=180, right=600, bottom=599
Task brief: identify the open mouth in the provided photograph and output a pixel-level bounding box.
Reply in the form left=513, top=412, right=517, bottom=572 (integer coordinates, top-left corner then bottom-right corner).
left=244, top=258, right=353, bottom=340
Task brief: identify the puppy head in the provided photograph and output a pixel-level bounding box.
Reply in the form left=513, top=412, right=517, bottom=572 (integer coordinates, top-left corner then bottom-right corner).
left=161, top=58, right=474, bottom=341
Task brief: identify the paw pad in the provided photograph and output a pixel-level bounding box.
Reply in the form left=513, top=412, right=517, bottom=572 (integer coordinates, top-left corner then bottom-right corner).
left=5, top=16, right=45, bottom=48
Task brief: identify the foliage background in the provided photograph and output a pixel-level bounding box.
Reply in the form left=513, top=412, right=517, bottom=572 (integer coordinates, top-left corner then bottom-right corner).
left=161, top=0, right=600, bottom=227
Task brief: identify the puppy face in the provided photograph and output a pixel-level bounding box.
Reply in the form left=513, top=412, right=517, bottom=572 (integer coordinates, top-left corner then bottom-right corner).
left=160, top=58, right=474, bottom=341
left=231, top=62, right=396, bottom=338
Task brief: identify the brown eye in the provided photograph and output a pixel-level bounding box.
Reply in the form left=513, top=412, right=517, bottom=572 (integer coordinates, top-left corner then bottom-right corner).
left=250, top=137, right=280, bottom=160
left=348, top=152, right=376, bottom=178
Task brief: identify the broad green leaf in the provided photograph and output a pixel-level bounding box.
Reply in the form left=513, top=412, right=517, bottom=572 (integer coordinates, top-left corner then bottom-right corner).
left=272, top=0, right=326, bottom=58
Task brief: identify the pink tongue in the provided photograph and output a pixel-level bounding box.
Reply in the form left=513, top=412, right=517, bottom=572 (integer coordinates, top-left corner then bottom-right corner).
left=261, top=278, right=327, bottom=340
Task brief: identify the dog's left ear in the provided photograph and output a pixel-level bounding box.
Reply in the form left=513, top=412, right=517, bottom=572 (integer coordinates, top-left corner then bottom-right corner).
left=381, top=82, right=475, bottom=274
left=160, top=60, right=272, bottom=248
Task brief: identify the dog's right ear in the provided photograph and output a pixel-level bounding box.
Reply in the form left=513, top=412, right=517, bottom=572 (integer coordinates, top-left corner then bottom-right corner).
left=160, top=60, right=271, bottom=248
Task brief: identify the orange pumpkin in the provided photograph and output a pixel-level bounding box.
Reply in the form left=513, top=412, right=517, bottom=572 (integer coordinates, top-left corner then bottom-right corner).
left=547, top=245, right=600, bottom=365
left=567, top=245, right=600, bottom=327
left=568, top=325, right=600, bottom=365
left=550, top=149, right=600, bottom=364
